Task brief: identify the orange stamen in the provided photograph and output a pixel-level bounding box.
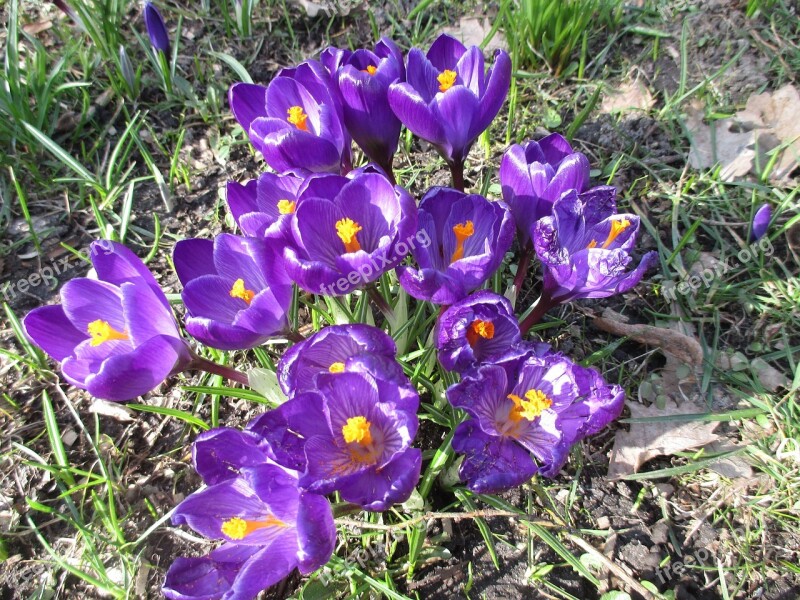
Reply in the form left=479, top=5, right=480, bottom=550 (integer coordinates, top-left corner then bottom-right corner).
left=86, top=320, right=129, bottom=347
left=277, top=200, right=296, bottom=214
left=437, top=69, right=457, bottom=92
left=220, top=515, right=286, bottom=540
left=466, top=319, right=495, bottom=347
left=229, top=279, right=256, bottom=305
left=287, top=105, right=309, bottom=131
left=450, top=220, right=474, bottom=263
left=336, top=218, right=363, bottom=253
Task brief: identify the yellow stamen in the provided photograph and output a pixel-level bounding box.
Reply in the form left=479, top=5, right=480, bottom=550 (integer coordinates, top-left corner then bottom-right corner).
left=587, top=218, right=632, bottom=250
left=437, top=69, right=457, bottom=92
left=220, top=515, right=286, bottom=540
left=86, top=320, right=129, bottom=347
left=508, top=389, right=553, bottom=423
left=450, top=220, right=475, bottom=263
left=336, top=218, right=363, bottom=253
left=329, top=362, right=345, bottom=373
left=363, top=65, right=377, bottom=75
left=287, top=105, right=309, bottom=131
left=342, top=416, right=372, bottom=445
left=466, top=319, right=495, bottom=347
left=277, top=199, right=296, bottom=214
left=229, top=278, right=256, bottom=305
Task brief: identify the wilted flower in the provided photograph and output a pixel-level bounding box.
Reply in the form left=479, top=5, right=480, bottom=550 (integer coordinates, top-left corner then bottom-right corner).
left=250, top=371, right=421, bottom=511
left=226, top=172, right=304, bottom=239
left=23, top=241, right=191, bottom=401
left=499, top=133, right=591, bottom=245
left=173, top=234, right=293, bottom=350
left=163, top=428, right=335, bottom=600
left=143, top=2, right=170, bottom=54
left=326, top=37, right=405, bottom=177
left=532, top=187, right=658, bottom=307
left=387, top=34, right=511, bottom=177
left=750, top=203, right=771, bottom=242
left=229, top=60, right=351, bottom=174
left=436, top=290, right=522, bottom=372
left=450, top=350, right=624, bottom=493
left=397, top=187, right=513, bottom=305
left=284, top=171, right=418, bottom=296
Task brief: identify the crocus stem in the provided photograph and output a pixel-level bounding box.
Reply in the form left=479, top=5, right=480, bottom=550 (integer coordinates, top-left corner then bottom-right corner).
left=189, top=355, right=249, bottom=386
left=512, top=245, right=533, bottom=304
left=519, top=294, right=558, bottom=335
left=449, top=160, right=465, bottom=191
left=366, top=284, right=395, bottom=320
left=284, top=329, right=306, bottom=343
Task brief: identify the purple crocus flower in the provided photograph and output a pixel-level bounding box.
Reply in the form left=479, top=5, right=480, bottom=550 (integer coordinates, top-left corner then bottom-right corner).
left=532, top=187, right=658, bottom=305
left=387, top=34, right=511, bottom=170
left=436, top=290, right=522, bottom=372
left=450, top=351, right=624, bottom=493
left=173, top=234, right=293, bottom=350
left=750, top=203, right=771, bottom=242
left=327, top=37, right=405, bottom=177
left=163, top=428, right=335, bottom=600
left=229, top=60, right=351, bottom=174
left=277, top=323, right=399, bottom=394
left=23, top=241, right=191, bottom=401
left=397, top=187, right=514, bottom=305
left=143, top=2, right=170, bottom=54
left=284, top=171, right=417, bottom=296
left=226, top=172, right=304, bottom=239
left=250, top=371, right=421, bottom=511
left=499, top=133, right=591, bottom=245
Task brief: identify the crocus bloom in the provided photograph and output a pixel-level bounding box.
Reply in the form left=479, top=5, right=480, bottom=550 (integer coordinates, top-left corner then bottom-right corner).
left=229, top=60, right=351, bottom=174
left=284, top=171, right=417, bottom=296
left=750, top=203, right=771, bottom=242
left=397, top=187, right=513, bottom=305
left=250, top=371, right=421, bottom=511
left=23, top=241, right=190, bottom=401
left=173, top=234, right=293, bottom=350
left=277, top=323, right=399, bottom=394
left=387, top=33, right=511, bottom=167
left=499, top=133, right=591, bottom=245
left=163, top=428, right=335, bottom=600
left=226, top=172, right=304, bottom=239
left=532, top=187, right=658, bottom=304
left=449, top=351, right=624, bottom=493
left=436, top=290, right=522, bottom=372
left=143, top=2, right=170, bottom=54
left=328, top=37, right=405, bottom=174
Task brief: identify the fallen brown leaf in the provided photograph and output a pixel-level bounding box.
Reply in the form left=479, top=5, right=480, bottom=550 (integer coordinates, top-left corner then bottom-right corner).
left=601, top=78, right=655, bottom=114
left=608, top=398, right=720, bottom=477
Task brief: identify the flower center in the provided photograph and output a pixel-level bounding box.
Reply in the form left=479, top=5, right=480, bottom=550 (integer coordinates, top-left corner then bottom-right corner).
left=450, top=220, right=474, bottom=263
left=466, top=319, right=495, bottom=347
left=287, top=105, right=309, bottom=131
left=220, top=515, right=286, bottom=540
left=437, top=69, right=457, bottom=92
left=229, top=278, right=256, bottom=305
left=362, top=64, right=377, bottom=75
left=508, top=389, right=553, bottom=423
left=329, top=362, right=345, bottom=373
left=342, top=415, right=372, bottom=445
left=336, top=218, right=363, bottom=253
left=587, top=218, right=632, bottom=249
left=86, top=320, right=129, bottom=347
left=277, top=199, right=296, bottom=214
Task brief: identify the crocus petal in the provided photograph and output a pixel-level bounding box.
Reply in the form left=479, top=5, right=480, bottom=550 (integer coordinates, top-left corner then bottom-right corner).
left=84, top=334, right=186, bottom=401
left=337, top=447, right=421, bottom=511
left=23, top=305, right=86, bottom=362
left=229, top=83, right=268, bottom=134
left=475, top=49, right=511, bottom=134
left=426, top=33, right=467, bottom=71
left=174, top=239, right=216, bottom=286
left=387, top=81, right=445, bottom=144
left=296, top=492, right=336, bottom=573
left=192, top=428, right=270, bottom=486
left=432, top=86, right=480, bottom=162
left=751, top=203, right=771, bottom=242
left=60, top=278, right=125, bottom=333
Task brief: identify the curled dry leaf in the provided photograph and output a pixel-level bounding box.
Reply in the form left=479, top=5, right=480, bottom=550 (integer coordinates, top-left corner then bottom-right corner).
left=601, top=78, right=655, bottom=115
left=608, top=398, right=720, bottom=477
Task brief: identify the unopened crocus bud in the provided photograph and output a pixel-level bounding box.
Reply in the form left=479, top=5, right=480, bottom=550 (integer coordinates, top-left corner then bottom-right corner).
left=750, top=203, right=771, bottom=242
left=118, top=45, right=136, bottom=95
left=143, top=1, right=170, bottom=54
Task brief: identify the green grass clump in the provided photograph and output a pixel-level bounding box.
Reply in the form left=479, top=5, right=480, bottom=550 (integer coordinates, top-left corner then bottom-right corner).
left=502, top=0, right=625, bottom=77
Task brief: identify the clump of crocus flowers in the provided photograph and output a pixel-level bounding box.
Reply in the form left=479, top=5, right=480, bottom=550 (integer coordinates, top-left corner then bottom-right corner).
left=22, top=31, right=662, bottom=600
